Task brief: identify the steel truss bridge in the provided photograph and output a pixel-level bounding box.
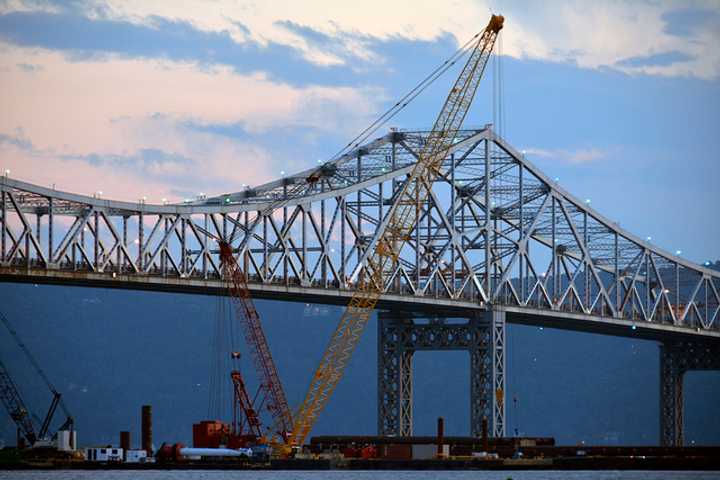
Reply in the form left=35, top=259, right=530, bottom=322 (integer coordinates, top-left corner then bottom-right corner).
left=1, top=126, right=718, bottom=446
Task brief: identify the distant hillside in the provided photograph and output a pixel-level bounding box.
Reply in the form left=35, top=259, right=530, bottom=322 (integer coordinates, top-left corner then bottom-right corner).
left=0, top=281, right=718, bottom=448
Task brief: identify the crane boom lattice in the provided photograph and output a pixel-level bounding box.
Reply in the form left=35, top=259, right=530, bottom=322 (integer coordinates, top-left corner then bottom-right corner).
left=287, top=14, right=505, bottom=447
left=0, top=358, right=36, bottom=445
left=220, top=242, right=293, bottom=436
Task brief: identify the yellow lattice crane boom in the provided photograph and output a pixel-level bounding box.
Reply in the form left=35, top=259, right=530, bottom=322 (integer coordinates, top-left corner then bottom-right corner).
left=286, top=14, right=505, bottom=449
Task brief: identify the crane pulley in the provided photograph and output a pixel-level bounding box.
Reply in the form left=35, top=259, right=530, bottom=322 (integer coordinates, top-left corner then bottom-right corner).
left=285, top=14, right=505, bottom=450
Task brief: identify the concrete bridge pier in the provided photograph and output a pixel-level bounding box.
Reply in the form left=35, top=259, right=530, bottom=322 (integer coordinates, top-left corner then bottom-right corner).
left=660, top=340, right=720, bottom=446
left=377, top=309, right=506, bottom=438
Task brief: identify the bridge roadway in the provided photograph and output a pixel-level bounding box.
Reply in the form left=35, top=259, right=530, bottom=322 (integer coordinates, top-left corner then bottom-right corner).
left=1, top=127, right=719, bottom=446
left=1, top=265, right=717, bottom=344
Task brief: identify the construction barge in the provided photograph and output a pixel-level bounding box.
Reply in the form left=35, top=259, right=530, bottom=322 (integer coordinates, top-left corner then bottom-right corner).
left=3, top=436, right=720, bottom=471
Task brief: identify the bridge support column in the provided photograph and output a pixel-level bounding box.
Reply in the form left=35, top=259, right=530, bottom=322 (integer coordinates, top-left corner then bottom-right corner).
left=377, top=313, right=414, bottom=436
left=377, top=309, right=506, bottom=438
left=470, top=309, right=505, bottom=437
left=659, top=342, right=684, bottom=447
left=659, top=341, right=720, bottom=446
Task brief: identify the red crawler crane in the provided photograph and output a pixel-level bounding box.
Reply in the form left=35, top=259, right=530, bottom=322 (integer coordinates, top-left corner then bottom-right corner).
left=219, top=241, right=293, bottom=438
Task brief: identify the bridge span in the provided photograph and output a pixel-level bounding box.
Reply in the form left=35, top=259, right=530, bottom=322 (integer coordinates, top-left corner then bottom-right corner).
left=1, top=126, right=718, bottom=446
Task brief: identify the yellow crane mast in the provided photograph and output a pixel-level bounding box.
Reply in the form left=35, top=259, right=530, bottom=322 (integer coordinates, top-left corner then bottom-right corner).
left=286, top=14, right=505, bottom=449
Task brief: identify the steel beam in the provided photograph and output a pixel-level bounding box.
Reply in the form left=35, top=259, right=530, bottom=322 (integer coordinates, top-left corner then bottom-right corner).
left=659, top=340, right=720, bottom=446
left=377, top=308, right=506, bottom=437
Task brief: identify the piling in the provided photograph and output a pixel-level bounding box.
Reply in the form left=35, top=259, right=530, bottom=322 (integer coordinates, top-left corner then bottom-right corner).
left=141, top=405, right=152, bottom=456
left=120, top=431, right=130, bottom=460
left=482, top=416, right=489, bottom=452
left=437, top=417, right=444, bottom=457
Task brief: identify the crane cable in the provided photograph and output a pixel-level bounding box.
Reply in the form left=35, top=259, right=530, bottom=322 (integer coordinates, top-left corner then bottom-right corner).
left=328, top=30, right=484, bottom=161
left=0, top=310, right=72, bottom=419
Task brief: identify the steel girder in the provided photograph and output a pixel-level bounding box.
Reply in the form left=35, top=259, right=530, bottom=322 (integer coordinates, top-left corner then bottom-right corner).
left=377, top=309, right=505, bottom=437
left=659, top=341, right=720, bottom=446
left=1, top=126, right=718, bottom=340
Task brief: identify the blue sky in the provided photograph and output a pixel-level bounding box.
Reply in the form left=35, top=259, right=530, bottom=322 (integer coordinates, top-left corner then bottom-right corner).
left=0, top=0, right=718, bottom=265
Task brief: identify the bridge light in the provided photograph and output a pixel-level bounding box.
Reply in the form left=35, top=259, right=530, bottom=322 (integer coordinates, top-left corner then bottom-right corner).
left=521, top=150, right=526, bottom=155
left=646, top=236, right=652, bottom=241
left=705, top=261, right=711, bottom=266
left=663, top=289, right=670, bottom=294
left=3, top=169, right=9, bottom=177
left=585, top=198, right=591, bottom=204
left=554, top=177, right=559, bottom=182
left=675, top=250, right=682, bottom=255
left=631, top=324, right=637, bottom=330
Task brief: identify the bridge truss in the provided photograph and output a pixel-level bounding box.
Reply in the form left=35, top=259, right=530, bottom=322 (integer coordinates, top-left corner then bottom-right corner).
left=1, top=126, right=719, bottom=444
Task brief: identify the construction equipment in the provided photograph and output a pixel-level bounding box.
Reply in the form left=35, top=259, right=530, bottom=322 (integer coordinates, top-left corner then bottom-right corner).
left=219, top=241, right=293, bottom=438
left=285, top=14, right=505, bottom=450
left=0, top=310, right=74, bottom=448
left=197, top=178, right=318, bottom=443
left=230, top=368, right=262, bottom=443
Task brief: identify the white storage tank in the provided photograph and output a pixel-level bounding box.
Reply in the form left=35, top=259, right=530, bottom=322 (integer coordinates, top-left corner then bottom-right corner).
left=56, top=430, right=77, bottom=451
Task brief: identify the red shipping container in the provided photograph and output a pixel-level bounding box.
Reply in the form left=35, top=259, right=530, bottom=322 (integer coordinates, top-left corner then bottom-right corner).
left=382, top=444, right=412, bottom=460
left=192, top=421, right=230, bottom=448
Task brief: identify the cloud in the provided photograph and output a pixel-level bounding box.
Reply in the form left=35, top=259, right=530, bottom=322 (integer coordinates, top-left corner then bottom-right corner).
left=662, top=7, right=720, bottom=38
left=15, top=61, right=41, bottom=71
left=0, top=44, right=383, bottom=201
left=2, top=1, right=719, bottom=79
left=616, top=51, right=695, bottom=68
left=523, top=147, right=607, bottom=164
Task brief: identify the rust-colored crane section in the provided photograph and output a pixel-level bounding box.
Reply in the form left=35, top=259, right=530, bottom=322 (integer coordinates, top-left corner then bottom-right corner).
left=286, top=14, right=504, bottom=450
left=219, top=241, right=293, bottom=437
left=230, top=370, right=262, bottom=439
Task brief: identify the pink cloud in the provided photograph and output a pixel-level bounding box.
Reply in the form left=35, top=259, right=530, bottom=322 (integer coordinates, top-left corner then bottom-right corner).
left=0, top=45, right=382, bottom=203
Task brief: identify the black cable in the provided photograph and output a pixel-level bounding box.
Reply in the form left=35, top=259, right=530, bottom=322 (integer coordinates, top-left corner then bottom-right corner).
left=328, top=30, right=484, bottom=161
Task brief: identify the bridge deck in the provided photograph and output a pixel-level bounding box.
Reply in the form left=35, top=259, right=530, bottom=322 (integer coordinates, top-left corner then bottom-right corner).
left=3, top=266, right=717, bottom=344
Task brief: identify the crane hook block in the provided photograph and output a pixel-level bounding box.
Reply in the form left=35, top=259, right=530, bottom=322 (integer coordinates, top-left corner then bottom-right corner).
left=487, top=14, right=505, bottom=33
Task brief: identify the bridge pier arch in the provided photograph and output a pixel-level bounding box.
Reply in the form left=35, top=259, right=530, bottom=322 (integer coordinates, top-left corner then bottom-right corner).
left=659, top=340, right=720, bottom=446
left=377, top=309, right=506, bottom=438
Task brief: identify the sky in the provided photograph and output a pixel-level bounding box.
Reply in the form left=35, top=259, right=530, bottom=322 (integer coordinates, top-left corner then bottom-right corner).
left=0, top=0, right=718, bottom=263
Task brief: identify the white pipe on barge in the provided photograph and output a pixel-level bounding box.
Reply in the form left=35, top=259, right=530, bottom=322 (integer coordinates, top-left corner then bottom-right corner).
left=179, top=447, right=251, bottom=457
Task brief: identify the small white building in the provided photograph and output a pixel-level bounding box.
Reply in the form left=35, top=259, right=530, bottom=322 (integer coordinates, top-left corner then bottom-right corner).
left=85, top=447, right=123, bottom=462
left=125, top=449, right=149, bottom=463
